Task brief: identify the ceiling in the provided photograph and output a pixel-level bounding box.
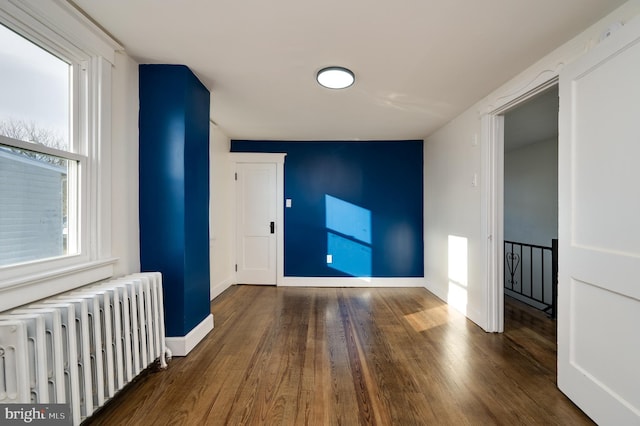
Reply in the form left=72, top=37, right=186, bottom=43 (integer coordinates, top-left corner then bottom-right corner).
left=72, top=0, right=625, bottom=141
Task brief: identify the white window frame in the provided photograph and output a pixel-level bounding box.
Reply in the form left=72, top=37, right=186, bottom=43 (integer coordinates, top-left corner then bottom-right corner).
left=0, top=0, right=122, bottom=311
left=0, top=135, right=86, bottom=261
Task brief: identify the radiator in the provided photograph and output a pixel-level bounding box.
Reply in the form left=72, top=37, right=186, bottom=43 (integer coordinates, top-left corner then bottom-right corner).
left=0, top=272, right=171, bottom=425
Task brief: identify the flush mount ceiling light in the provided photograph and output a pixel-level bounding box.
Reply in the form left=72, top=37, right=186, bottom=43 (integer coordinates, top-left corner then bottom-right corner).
left=316, top=66, right=355, bottom=89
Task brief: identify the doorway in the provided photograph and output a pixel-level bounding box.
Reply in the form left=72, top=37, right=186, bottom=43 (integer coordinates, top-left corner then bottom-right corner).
left=497, top=84, right=560, bottom=372
left=503, top=86, right=559, bottom=317
left=232, top=153, right=286, bottom=285
left=483, top=78, right=558, bottom=333
left=236, top=162, right=277, bottom=284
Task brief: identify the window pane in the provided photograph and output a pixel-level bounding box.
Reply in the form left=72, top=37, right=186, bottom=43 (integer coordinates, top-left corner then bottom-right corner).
left=0, top=23, right=70, bottom=151
left=0, top=144, right=76, bottom=266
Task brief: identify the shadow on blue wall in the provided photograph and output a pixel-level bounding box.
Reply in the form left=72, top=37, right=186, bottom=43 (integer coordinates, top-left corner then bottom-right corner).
left=231, top=140, right=423, bottom=278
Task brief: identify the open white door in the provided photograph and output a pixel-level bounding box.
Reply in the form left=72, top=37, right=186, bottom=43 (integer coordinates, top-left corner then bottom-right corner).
left=236, top=162, right=277, bottom=285
left=558, top=17, right=640, bottom=425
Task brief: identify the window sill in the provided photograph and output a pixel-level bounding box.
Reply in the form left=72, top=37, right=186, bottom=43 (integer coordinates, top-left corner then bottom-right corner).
left=0, top=257, right=117, bottom=311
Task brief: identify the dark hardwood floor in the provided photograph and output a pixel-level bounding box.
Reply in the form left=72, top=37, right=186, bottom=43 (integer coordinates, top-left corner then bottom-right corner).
left=504, top=295, right=559, bottom=382
left=85, top=286, right=593, bottom=425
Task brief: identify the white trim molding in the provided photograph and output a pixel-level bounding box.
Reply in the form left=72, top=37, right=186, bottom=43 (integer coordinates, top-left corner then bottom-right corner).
left=280, top=277, right=427, bottom=288
left=0, top=258, right=116, bottom=311
left=165, top=314, right=214, bottom=357
left=480, top=114, right=504, bottom=333
left=2, top=0, right=122, bottom=63
left=210, top=276, right=234, bottom=301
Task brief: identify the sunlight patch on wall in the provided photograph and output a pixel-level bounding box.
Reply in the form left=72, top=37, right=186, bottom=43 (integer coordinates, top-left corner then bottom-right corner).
left=325, top=194, right=372, bottom=277
left=448, top=235, right=468, bottom=315
left=327, top=232, right=372, bottom=276
left=325, top=194, right=371, bottom=244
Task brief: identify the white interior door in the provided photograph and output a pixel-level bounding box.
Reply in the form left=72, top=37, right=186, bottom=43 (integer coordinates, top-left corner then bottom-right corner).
left=558, top=17, right=640, bottom=425
left=236, top=162, right=277, bottom=284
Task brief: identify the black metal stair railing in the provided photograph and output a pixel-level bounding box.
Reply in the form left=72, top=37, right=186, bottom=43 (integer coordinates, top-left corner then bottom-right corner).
left=504, top=239, right=558, bottom=319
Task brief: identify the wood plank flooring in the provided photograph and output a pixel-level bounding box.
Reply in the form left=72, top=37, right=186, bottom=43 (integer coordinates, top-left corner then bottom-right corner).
left=85, top=286, right=593, bottom=425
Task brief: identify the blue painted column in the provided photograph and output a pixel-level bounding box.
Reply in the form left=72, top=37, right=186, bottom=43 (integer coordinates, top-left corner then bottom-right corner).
left=139, top=64, right=210, bottom=338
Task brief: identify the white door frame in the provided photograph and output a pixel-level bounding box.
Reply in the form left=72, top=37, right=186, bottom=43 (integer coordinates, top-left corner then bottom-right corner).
left=231, top=153, right=286, bottom=285
left=482, top=77, right=558, bottom=332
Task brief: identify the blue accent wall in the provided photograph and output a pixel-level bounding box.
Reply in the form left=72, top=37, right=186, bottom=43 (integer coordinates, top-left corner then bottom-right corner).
left=231, top=140, right=423, bottom=277
left=139, top=64, right=210, bottom=337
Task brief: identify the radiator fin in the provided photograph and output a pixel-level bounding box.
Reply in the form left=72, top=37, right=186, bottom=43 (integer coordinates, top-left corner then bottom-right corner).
left=0, top=272, right=168, bottom=425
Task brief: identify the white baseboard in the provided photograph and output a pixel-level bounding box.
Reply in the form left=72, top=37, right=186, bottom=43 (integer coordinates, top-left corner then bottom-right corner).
left=279, top=277, right=427, bottom=287
left=210, top=276, right=234, bottom=300
left=424, top=279, right=447, bottom=302
left=166, top=314, right=214, bottom=357
left=424, top=280, right=487, bottom=331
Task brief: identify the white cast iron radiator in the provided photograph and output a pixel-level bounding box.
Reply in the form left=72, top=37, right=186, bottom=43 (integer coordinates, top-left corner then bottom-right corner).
left=0, top=272, right=171, bottom=425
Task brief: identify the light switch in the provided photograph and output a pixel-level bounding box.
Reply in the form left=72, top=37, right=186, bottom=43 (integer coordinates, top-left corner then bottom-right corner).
left=286, top=198, right=292, bottom=208
left=326, top=254, right=333, bottom=264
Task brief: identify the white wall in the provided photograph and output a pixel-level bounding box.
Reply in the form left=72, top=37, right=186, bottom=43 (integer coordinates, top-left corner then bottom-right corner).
left=111, top=51, right=141, bottom=277
left=424, top=113, right=484, bottom=326
left=504, top=138, right=558, bottom=246
left=424, top=0, right=640, bottom=331
left=209, top=123, right=236, bottom=299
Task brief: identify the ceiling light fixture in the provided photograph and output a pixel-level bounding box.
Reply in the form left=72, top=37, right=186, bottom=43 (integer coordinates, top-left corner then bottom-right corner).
left=316, top=66, right=355, bottom=89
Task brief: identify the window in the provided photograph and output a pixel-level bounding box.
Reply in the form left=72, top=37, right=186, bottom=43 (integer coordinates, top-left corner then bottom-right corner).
left=0, top=1, right=121, bottom=310
left=0, top=22, right=78, bottom=267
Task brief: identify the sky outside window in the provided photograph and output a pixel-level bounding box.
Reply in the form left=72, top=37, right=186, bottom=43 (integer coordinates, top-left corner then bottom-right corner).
left=0, top=23, right=70, bottom=149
